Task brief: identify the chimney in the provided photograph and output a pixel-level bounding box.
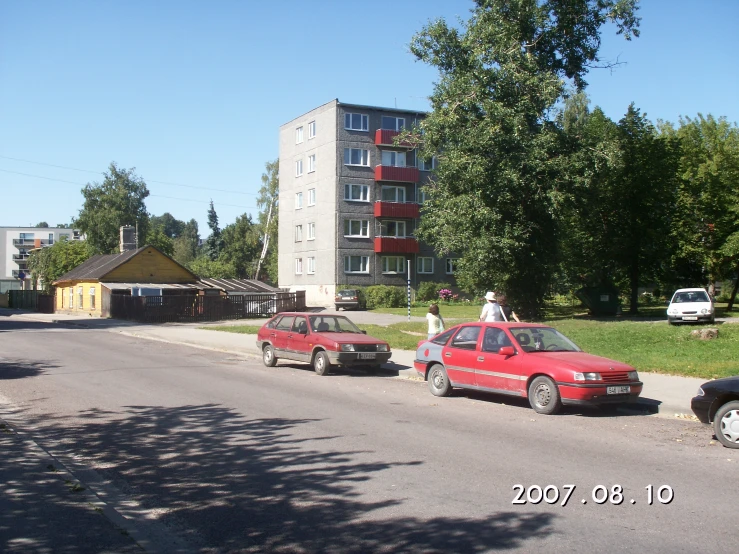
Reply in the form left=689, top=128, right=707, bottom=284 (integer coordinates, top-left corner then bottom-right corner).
left=120, top=226, right=137, bottom=253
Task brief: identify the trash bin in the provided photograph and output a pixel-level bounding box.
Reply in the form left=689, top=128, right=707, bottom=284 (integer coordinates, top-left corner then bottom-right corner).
left=574, top=286, right=621, bottom=316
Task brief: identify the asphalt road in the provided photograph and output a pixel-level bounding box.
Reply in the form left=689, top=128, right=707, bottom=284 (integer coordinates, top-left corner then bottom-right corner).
left=0, top=320, right=736, bottom=553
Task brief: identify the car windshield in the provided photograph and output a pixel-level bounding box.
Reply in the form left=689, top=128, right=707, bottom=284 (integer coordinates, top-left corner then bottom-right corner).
left=672, top=291, right=710, bottom=303
left=337, top=290, right=357, bottom=297
left=309, top=315, right=362, bottom=333
left=510, top=327, right=581, bottom=353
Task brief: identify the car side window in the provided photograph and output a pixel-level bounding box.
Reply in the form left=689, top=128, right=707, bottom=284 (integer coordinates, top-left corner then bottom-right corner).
left=431, top=328, right=455, bottom=346
left=450, top=326, right=481, bottom=350
left=266, top=317, right=279, bottom=329
left=276, top=316, right=295, bottom=331
left=292, top=316, right=308, bottom=334
left=482, top=327, right=512, bottom=353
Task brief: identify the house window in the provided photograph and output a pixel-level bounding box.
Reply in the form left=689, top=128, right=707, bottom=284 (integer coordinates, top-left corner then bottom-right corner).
left=48, top=233, right=54, bottom=244
left=307, top=222, right=315, bottom=240
left=417, top=188, right=429, bottom=203
left=295, top=159, right=303, bottom=176
left=295, top=225, right=303, bottom=242
left=446, top=258, right=459, bottom=274
left=381, top=150, right=406, bottom=167
left=89, top=287, right=96, bottom=309
left=307, top=257, right=315, bottom=274
left=380, top=220, right=406, bottom=238
left=381, top=186, right=406, bottom=203
left=344, top=219, right=369, bottom=237
left=345, top=183, right=369, bottom=202
left=344, top=148, right=370, bottom=166
left=308, top=188, right=316, bottom=206
left=344, top=255, right=369, bottom=273
left=308, top=120, right=316, bottom=139
left=78, top=286, right=83, bottom=309
left=296, top=126, right=304, bottom=143
left=382, top=256, right=406, bottom=274
left=419, top=156, right=437, bottom=171
left=295, top=258, right=303, bottom=274
left=295, top=192, right=303, bottom=209
left=308, top=154, right=316, bottom=173
left=344, top=113, right=368, bottom=131
left=69, top=288, right=74, bottom=309
left=381, top=116, right=405, bottom=131
left=417, top=257, right=434, bottom=274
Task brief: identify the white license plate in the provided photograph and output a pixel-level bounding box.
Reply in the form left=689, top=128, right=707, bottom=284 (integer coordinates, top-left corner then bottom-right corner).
left=358, top=353, right=376, bottom=359
left=607, top=386, right=631, bottom=395
left=682, top=316, right=698, bottom=321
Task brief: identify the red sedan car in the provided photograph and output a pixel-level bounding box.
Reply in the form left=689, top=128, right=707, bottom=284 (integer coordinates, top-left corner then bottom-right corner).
left=414, top=322, right=642, bottom=414
left=256, top=312, right=391, bottom=375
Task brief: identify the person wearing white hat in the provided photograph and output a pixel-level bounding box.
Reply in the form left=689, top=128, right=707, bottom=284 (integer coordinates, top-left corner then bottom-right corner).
left=479, top=291, right=504, bottom=322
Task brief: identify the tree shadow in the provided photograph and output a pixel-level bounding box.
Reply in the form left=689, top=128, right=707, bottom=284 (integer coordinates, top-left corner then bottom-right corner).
left=0, top=357, right=58, bottom=379
left=18, top=404, right=557, bottom=552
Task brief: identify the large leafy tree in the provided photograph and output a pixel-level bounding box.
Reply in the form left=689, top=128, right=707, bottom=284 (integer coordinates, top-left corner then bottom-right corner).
left=172, top=219, right=201, bottom=265
left=186, top=256, right=236, bottom=279
left=75, top=163, right=150, bottom=254
left=27, top=238, right=92, bottom=292
left=408, top=0, right=639, bottom=317
left=255, top=159, right=279, bottom=284
left=149, top=212, right=185, bottom=238
left=220, top=214, right=261, bottom=278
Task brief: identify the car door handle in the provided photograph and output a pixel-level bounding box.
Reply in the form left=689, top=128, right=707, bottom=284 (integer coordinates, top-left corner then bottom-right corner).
left=444, top=352, right=451, bottom=357
left=477, top=356, right=485, bottom=362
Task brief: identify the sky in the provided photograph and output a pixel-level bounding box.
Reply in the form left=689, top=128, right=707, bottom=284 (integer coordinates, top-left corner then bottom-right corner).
left=1, top=0, right=737, bottom=235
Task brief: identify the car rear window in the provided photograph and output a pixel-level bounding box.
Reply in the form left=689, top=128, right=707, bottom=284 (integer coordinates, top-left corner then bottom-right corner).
left=338, top=290, right=357, bottom=296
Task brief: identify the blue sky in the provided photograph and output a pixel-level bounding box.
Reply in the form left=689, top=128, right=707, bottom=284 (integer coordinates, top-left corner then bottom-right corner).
left=1, top=0, right=737, bottom=235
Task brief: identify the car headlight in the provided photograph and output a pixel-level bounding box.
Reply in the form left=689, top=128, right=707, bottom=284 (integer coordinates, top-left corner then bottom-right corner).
left=627, top=371, right=639, bottom=381
left=700, top=308, right=711, bottom=314
left=340, top=344, right=355, bottom=352
left=574, top=372, right=602, bottom=381
left=696, top=386, right=704, bottom=397
left=376, top=344, right=389, bottom=352
left=668, top=309, right=677, bottom=315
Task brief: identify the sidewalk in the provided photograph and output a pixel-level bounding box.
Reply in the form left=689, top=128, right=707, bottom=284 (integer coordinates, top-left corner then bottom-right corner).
left=1, top=308, right=707, bottom=418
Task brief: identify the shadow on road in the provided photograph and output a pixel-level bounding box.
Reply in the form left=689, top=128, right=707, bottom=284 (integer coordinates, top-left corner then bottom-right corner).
left=0, top=357, right=58, bottom=379
left=19, top=404, right=557, bottom=552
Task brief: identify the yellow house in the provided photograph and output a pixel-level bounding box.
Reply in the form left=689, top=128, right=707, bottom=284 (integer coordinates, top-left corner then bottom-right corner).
left=52, top=245, right=211, bottom=317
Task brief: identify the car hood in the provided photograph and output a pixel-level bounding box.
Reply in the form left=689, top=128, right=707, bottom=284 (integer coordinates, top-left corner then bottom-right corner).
left=316, top=332, right=386, bottom=344
left=667, top=301, right=712, bottom=313
left=533, top=351, right=635, bottom=373
left=701, top=376, right=739, bottom=391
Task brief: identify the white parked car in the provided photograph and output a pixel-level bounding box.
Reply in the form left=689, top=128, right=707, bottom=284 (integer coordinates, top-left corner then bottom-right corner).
left=667, top=288, right=714, bottom=324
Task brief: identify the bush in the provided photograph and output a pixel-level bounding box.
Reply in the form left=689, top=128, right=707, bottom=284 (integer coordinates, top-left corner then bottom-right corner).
left=416, top=281, right=452, bottom=302
left=364, top=285, right=406, bottom=308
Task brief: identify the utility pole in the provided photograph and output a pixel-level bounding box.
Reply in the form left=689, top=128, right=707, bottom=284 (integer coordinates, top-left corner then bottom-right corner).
left=254, top=199, right=275, bottom=280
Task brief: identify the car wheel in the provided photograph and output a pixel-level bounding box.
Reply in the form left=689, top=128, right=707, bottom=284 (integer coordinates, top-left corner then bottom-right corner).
left=334, top=305, right=340, bottom=311
left=528, top=376, right=562, bottom=415
left=713, top=400, right=739, bottom=449
left=313, top=351, right=331, bottom=376
left=428, top=364, right=451, bottom=397
left=262, top=345, right=277, bottom=367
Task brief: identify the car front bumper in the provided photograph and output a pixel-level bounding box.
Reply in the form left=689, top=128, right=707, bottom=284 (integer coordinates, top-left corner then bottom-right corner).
left=328, top=351, right=392, bottom=366
left=668, top=314, right=714, bottom=323
left=557, top=381, right=643, bottom=406
left=690, top=395, right=712, bottom=424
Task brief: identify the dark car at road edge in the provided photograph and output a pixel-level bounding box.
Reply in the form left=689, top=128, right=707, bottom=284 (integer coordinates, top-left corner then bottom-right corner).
left=691, top=376, right=739, bottom=449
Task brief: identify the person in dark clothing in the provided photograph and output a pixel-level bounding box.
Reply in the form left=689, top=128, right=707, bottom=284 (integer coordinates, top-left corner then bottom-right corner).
left=496, top=294, right=520, bottom=322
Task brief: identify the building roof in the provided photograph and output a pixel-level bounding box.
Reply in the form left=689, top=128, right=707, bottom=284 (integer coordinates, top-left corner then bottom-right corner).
left=102, top=282, right=222, bottom=291
left=198, top=278, right=281, bottom=293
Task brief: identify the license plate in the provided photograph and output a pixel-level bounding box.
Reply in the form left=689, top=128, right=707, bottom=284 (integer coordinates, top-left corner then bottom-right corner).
left=358, top=353, right=376, bottom=359
left=682, top=316, right=698, bottom=321
left=607, top=386, right=630, bottom=395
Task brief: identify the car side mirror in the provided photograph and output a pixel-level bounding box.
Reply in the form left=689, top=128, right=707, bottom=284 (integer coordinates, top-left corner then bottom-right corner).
left=361, top=330, right=367, bottom=334
left=498, top=346, right=515, bottom=356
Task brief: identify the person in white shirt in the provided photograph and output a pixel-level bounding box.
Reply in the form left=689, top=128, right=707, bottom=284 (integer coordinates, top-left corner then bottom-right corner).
left=479, top=291, right=504, bottom=322
left=426, top=303, right=445, bottom=339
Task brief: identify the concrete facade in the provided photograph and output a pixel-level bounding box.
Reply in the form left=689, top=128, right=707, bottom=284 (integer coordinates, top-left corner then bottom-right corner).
left=278, top=99, right=457, bottom=307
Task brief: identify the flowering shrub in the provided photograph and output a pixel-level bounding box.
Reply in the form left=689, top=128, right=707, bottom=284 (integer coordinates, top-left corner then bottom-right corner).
left=438, top=288, right=453, bottom=301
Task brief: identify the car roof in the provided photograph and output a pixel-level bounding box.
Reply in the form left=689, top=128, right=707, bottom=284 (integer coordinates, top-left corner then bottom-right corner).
left=673, top=288, right=708, bottom=293
left=450, top=321, right=551, bottom=328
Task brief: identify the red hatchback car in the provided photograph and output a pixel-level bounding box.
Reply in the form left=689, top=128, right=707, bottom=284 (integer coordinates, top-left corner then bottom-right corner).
left=414, top=322, right=642, bottom=414
left=256, top=312, right=391, bottom=375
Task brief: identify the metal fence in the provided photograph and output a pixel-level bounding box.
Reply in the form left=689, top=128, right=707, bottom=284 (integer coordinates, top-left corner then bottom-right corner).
left=109, top=291, right=306, bottom=323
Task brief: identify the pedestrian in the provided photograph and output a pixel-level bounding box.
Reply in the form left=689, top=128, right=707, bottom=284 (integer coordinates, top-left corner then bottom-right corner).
left=479, top=291, right=504, bottom=322
left=427, top=303, right=445, bottom=339
left=497, top=294, right=520, bottom=322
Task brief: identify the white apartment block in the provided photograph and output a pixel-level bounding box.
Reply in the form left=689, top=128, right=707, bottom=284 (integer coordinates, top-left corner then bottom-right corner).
left=278, top=99, right=457, bottom=307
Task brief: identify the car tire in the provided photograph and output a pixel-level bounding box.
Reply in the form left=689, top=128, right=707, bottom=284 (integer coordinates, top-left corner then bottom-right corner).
left=334, top=305, right=340, bottom=311
left=713, top=400, right=739, bottom=449
left=313, top=351, right=331, bottom=376
left=528, top=376, right=562, bottom=415
left=262, top=345, right=277, bottom=367
left=428, top=364, right=451, bottom=397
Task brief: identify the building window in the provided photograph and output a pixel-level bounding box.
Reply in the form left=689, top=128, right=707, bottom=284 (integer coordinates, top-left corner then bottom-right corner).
left=48, top=233, right=54, bottom=244
left=295, top=192, right=303, bottom=209
left=78, top=286, right=83, bottom=309
left=19, top=233, right=34, bottom=240
left=380, top=220, right=406, bottom=238
left=296, top=126, right=304, bottom=143
left=344, top=219, right=369, bottom=237
left=307, top=222, right=315, bottom=240
left=295, top=159, right=303, bottom=176
left=344, top=148, right=370, bottom=166
left=295, top=258, right=303, bottom=274
left=308, top=120, right=316, bottom=139
left=344, top=255, right=369, bottom=273
left=381, top=116, right=405, bottom=131
left=382, top=256, right=406, bottom=274
left=417, top=257, right=434, bottom=274
left=308, top=188, right=316, bottom=206
left=344, top=113, right=368, bottom=131
left=295, top=225, right=303, bottom=242
left=308, top=154, right=316, bottom=173
left=417, top=188, right=429, bottom=203
left=381, top=186, right=406, bottom=203
left=345, top=183, right=369, bottom=202
left=419, top=156, right=437, bottom=171
left=446, top=258, right=458, bottom=274
left=69, top=288, right=74, bottom=309
left=381, top=150, right=406, bottom=167
left=307, top=257, right=315, bottom=274
left=89, top=287, right=96, bottom=309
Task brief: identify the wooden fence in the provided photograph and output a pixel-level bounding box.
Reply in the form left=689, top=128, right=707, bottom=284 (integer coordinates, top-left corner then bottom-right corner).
left=109, top=291, right=306, bottom=323
left=7, top=290, right=54, bottom=312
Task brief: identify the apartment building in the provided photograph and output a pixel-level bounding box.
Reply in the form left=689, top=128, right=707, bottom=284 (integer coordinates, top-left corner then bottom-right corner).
left=278, top=99, right=457, bottom=307
left=0, top=226, right=82, bottom=292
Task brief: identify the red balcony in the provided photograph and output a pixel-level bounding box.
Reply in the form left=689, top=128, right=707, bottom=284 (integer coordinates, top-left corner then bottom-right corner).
left=375, top=129, right=414, bottom=146
left=374, top=237, right=420, bottom=254
left=374, top=165, right=419, bottom=183
left=374, top=202, right=420, bottom=219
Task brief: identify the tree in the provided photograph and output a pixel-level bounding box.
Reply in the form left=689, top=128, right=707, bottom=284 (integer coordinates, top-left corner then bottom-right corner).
left=186, top=256, right=236, bottom=279
left=172, top=219, right=200, bottom=266
left=255, top=159, right=279, bottom=284
left=407, top=0, right=640, bottom=318
left=75, top=162, right=150, bottom=254
left=145, top=225, right=174, bottom=257
left=150, top=213, right=185, bottom=238
left=220, top=214, right=261, bottom=278
left=35, top=221, right=49, bottom=228
left=27, top=238, right=92, bottom=292
left=205, top=200, right=223, bottom=261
